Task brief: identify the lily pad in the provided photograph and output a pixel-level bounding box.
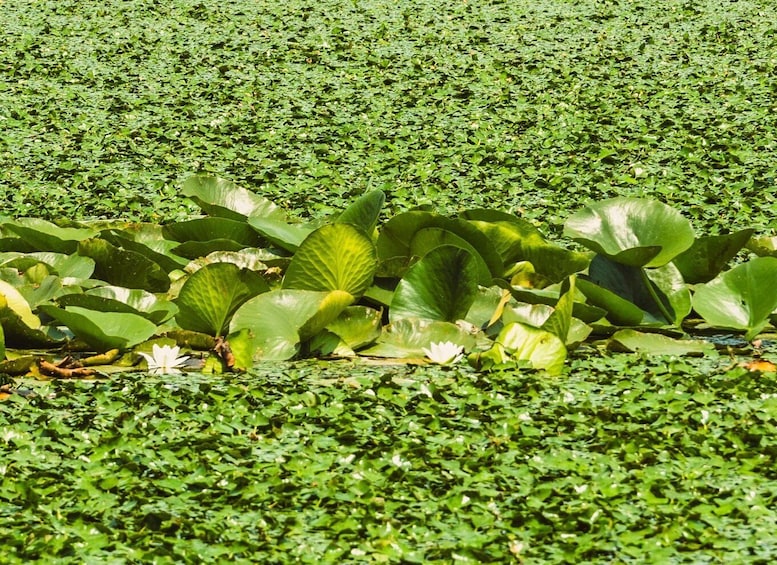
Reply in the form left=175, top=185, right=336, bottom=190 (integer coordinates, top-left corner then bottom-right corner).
left=692, top=256, right=777, bottom=340
left=282, top=223, right=377, bottom=297
left=469, top=321, right=566, bottom=375
left=3, top=218, right=98, bottom=254
left=610, top=329, right=714, bottom=356
left=78, top=238, right=171, bottom=292
left=175, top=262, right=269, bottom=337
left=359, top=318, right=477, bottom=359
left=335, top=190, right=385, bottom=235
left=182, top=174, right=287, bottom=221
left=247, top=216, right=314, bottom=253
left=38, top=305, right=158, bottom=351
left=228, top=289, right=347, bottom=363
left=390, top=246, right=480, bottom=323
left=564, top=197, right=695, bottom=267
left=673, top=229, right=754, bottom=283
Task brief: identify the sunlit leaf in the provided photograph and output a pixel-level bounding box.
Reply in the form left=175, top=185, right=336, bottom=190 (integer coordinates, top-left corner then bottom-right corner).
left=564, top=197, right=695, bottom=267
left=175, top=262, right=269, bottom=336
left=692, top=257, right=777, bottom=340
left=283, top=223, right=377, bottom=297
left=390, top=246, right=479, bottom=323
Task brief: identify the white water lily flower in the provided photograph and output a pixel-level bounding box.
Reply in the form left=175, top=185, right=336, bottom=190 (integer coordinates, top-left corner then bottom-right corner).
left=138, top=344, right=190, bottom=375
left=422, top=341, right=464, bottom=365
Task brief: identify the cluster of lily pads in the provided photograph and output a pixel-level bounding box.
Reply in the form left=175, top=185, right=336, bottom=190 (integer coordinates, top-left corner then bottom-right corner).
left=1, top=174, right=776, bottom=377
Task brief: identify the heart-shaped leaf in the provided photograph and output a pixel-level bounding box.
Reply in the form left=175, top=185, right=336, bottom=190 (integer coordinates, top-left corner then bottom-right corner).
left=359, top=318, right=477, bottom=359
left=673, top=229, right=755, bottom=283
left=283, top=223, right=377, bottom=297
left=175, top=262, right=269, bottom=336
left=78, top=238, right=170, bottom=292
left=182, top=174, right=287, bottom=221
left=228, top=289, right=347, bottom=363
left=38, top=305, right=158, bottom=351
left=610, top=329, right=714, bottom=356
left=692, top=257, right=777, bottom=340
left=564, top=197, right=695, bottom=267
left=469, top=322, right=566, bottom=375
left=335, top=190, right=385, bottom=235
left=4, top=218, right=98, bottom=254
left=390, top=246, right=480, bottom=323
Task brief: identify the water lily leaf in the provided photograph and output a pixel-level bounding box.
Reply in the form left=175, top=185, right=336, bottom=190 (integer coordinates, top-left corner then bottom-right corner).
left=359, top=318, right=477, bottom=358
left=4, top=218, right=98, bottom=253
left=610, top=329, right=714, bottom=356
left=576, top=278, right=646, bottom=326
left=673, top=229, right=754, bottom=283
left=228, top=289, right=339, bottom=362
left=0, top=252, right=95, bottom=281
left=298, top=289, right=355, bottom=340
left=78, top=238, right=170, bottom=292
left=102, top=227, right=189, bottom=272
left=247, top=216, right=314, bottom=253
left=171, top=239, right=248, bottom=259
left=335, top=190, right=385, bottom=235
left=542, top=276, right=576, bottom=343
left=495, top=281, right=607, bottom=323
left=325, top=306, right=383, bottom=350
left=469, top=322, right=566, bottom=375
left=175, top=262, right=269, bottom=336
left=564, top=197, right=695, bottom=267
left=0, top=280, right=40, bottom=330
left=182, top=174, right=287, bottom=221
left=283, top=223, right=377, bottom=297
left=409, top=227, right=493, bottom=285
left=747, top=235, right=777, bottom=258
left=586, top=255, right=688, bottom=325
left=463, top=213, right=589, bottom=282
left=58, top=286, right=178, bottom=325
left=377, top=211, right=503, bottom=277
left=39, top=305, right=158, bottom=351
left=162, top=217, right=262, bottom=247
left=390, top=246, right=480, bottom=323
left=692, top=257, right=777, bottom=340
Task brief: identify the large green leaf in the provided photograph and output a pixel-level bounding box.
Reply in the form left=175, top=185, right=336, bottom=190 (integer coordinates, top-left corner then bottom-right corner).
left=247, top=216, right=314, bottom=253
left=359, top=318, right=478, bottom=359
left=175, top=263, right=269, bottom=336
left=389, top=246, right=480, bottom=323
left=102, top=226, right=189, bottom=273
left=38, top=305, right=158, bottom=351
left=325, top=306, right=383, bottom=350
left=335, top=190, right=385, bottom=235
left=576, top=278, right=646, bottom=326
left=78, top=238, right=171, bottom=292
left=409, top=227, right=492, bottom=285
left=564, top=197, right=695, bottom=267
left=3, top=218, right=97, bottom=254
left=610, top=329, right=714, bottom=356
left=673, top=229, right=755, bottom=283
left=376, top=211, right=504, bottom=277
left=692, top=257, right=777, bottom=340
left=57, top=286, right=178, bottom=325
left=463, top=213, right=589, bottom=282
left=585, top=255, right=689, bottom=325
left=469, top=322, right=566, bottom=375
left=228, top=289, right=345, bottom=363
left=0, top=280, right=40, bottom=330
left=182, top=174, right=287, bottom=221
left=162, top=217, right=262, bottom=246
left=283, top=223, right=377, bottom=297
